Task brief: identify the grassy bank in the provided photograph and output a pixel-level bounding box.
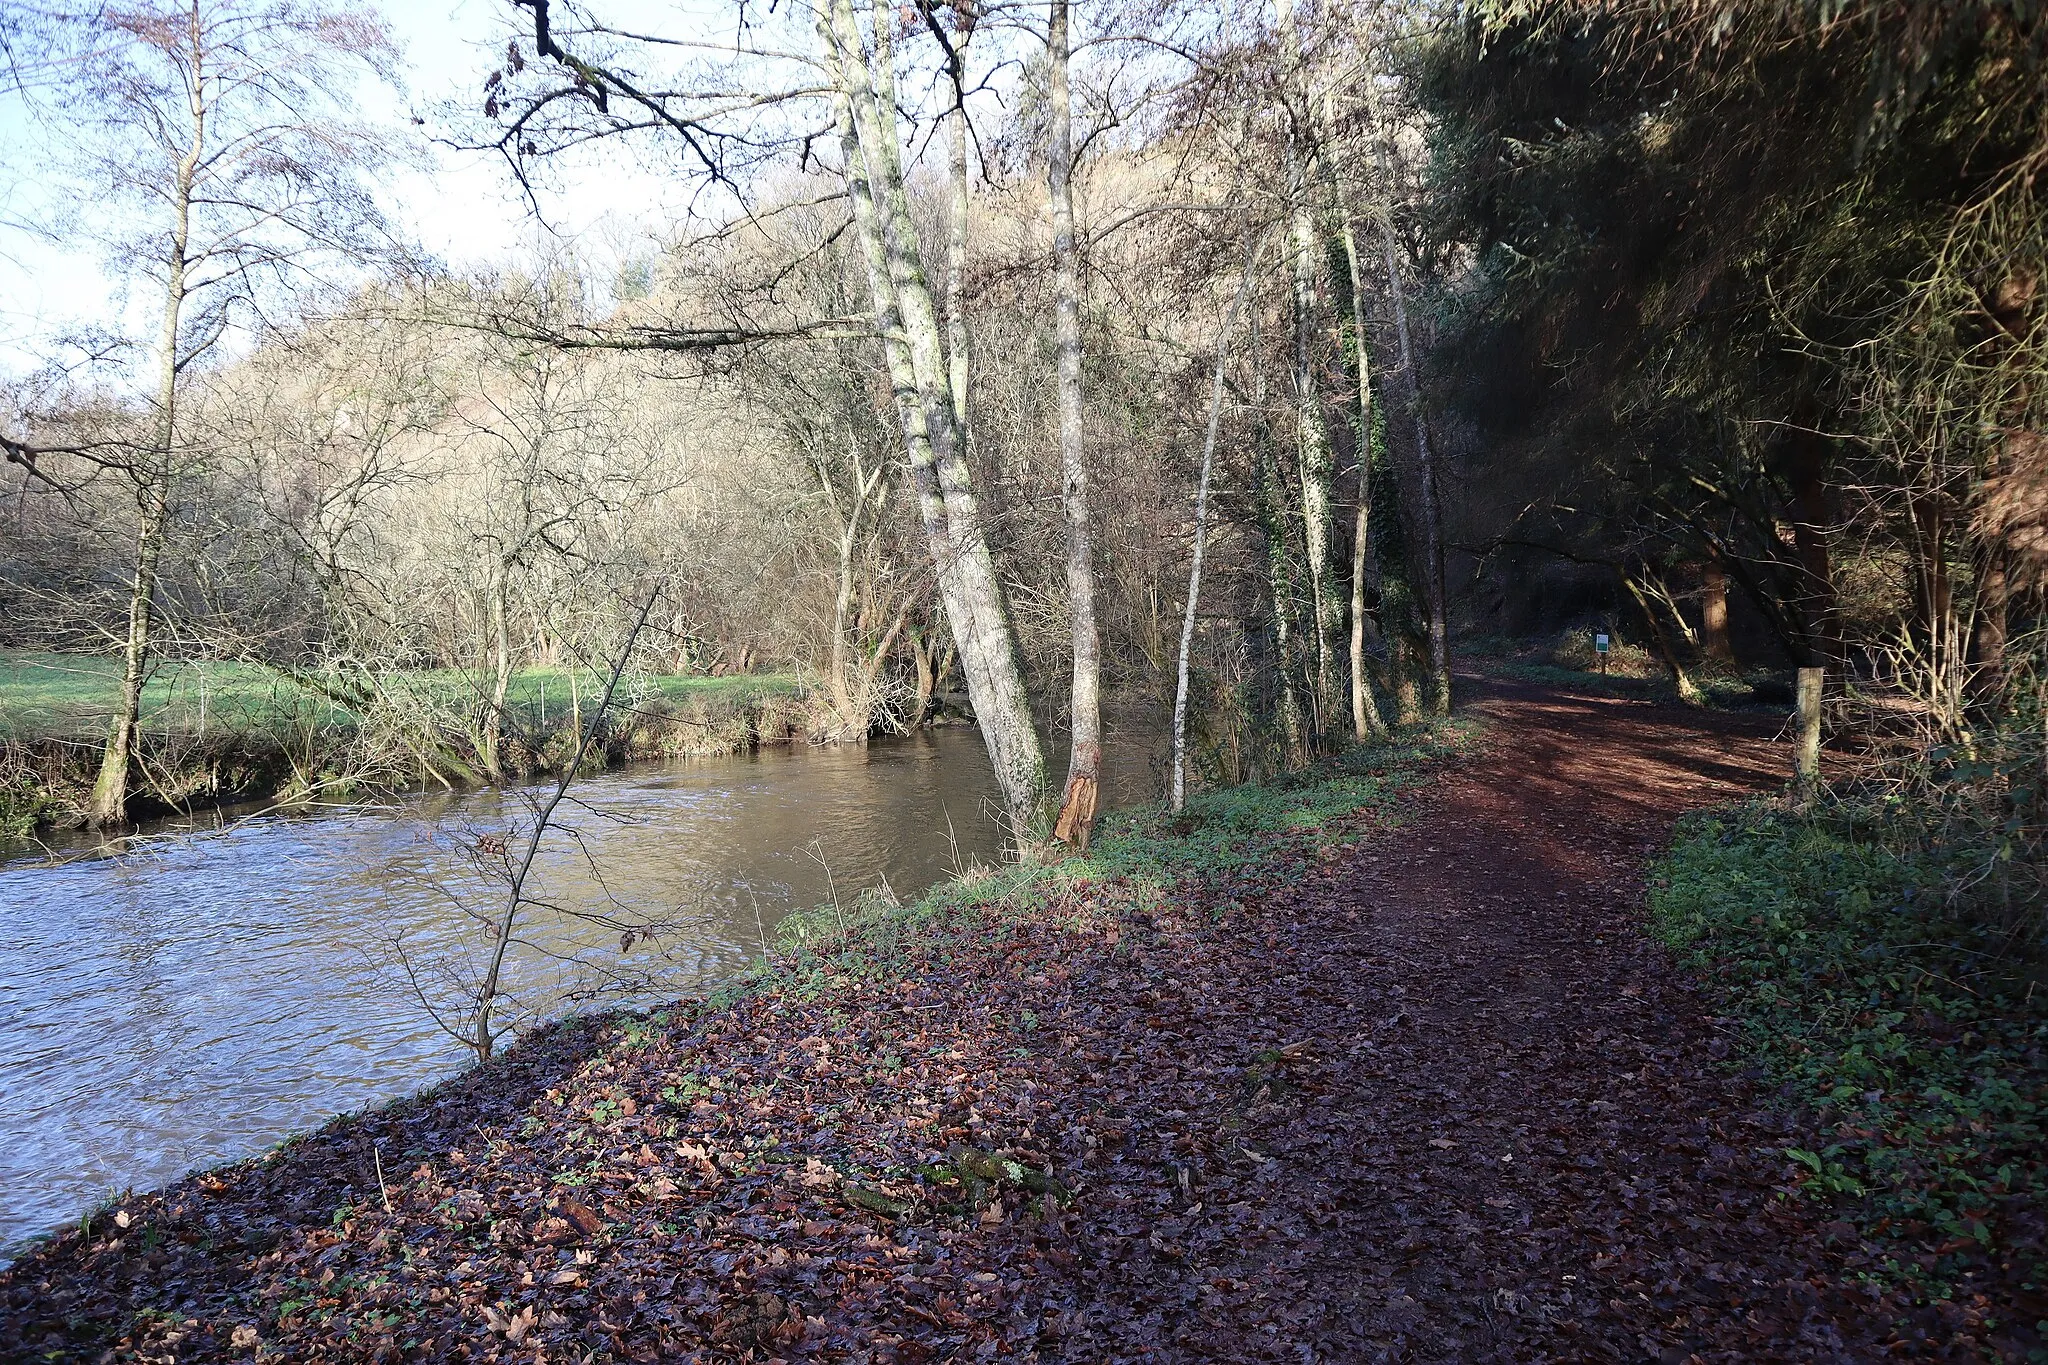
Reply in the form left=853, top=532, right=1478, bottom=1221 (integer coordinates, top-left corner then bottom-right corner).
left=0, top=649, right=811, bottom=835
left=0, top=720, right=1469, bottom=1363
left=0, top=651, right=800, bottom=743
left=1650, top=805, right=2048, bottom=1322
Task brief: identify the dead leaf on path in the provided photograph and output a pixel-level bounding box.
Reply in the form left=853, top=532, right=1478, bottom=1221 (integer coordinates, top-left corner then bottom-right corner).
left=558, top=1198, right=604, bottom=1237
left=484, top=1303, right=537, bottom=1343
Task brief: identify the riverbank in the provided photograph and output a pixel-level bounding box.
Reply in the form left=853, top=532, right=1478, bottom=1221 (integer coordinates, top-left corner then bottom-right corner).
left=0, top=652, right=815, bottom=836
left=1, top=681, right=2026, bottom=1361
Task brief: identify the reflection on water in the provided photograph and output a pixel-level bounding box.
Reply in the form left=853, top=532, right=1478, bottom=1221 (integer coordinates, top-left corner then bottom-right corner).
left=0, top=723, right=1163, bottom=1252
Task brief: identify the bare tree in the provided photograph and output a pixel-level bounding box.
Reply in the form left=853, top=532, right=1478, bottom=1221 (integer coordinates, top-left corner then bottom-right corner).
left=43, top=0, right=400, bottom=824
left=473, top=0, right=1056, bottom=843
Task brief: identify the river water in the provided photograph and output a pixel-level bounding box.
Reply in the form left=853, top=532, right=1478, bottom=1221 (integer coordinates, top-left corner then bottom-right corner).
left=0, top=724, right=1163, bottom=1254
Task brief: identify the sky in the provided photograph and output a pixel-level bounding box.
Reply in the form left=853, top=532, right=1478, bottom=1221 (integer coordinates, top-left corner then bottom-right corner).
left=0, top=0, right=696, bottom=379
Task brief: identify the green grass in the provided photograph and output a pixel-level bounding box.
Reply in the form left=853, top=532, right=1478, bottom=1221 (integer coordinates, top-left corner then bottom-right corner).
left=0, top=649, right=798, bottom=743
left=772, top=717, right=1475, bottom=961
left=1650, top=804, right=2047, bottom=1307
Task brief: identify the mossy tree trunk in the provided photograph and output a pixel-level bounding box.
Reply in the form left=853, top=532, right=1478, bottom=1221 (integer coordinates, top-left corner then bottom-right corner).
left=821, top=0, right=1051, bottom=843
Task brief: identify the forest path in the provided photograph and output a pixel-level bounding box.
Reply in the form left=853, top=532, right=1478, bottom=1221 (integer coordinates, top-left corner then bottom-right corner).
left=1064, top=678, right=1903, bottom=1362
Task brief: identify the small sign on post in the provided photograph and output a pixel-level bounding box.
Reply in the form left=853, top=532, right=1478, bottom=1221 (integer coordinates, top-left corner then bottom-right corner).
left=1595, top=632, right=1610, bottom=676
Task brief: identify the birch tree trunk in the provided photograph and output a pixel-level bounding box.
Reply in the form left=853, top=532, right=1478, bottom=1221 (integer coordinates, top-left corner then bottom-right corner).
left=815, top=439, right=887, bottom=739
left=1173, top=227, right=1272, bottom=811
left=820, top=0, right=1051, bottom=842
left=1048, top=0, right=1100, bottom=851
left=90, top=56, right=205, bottom=828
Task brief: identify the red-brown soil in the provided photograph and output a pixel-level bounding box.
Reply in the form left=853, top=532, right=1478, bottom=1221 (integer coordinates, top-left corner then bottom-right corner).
left=1, top=679, right=1970, bottom=1362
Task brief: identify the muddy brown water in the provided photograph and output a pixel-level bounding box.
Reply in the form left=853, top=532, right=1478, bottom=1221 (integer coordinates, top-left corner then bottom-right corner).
left=0, top=723, right=1164, bottom=1254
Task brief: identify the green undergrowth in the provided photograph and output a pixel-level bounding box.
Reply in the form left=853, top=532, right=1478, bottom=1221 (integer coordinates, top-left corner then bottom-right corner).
left=770, top=717, right=1476, bottom=974
left=1492, top=659, right=1788, bottom=708
left=1651, top=804, right=2048, bottom=1311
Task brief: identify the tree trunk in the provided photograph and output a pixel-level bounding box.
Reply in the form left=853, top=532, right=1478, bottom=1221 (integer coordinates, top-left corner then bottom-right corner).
left=90, top=502, right=167, bottom=827
left=1172, top=227, right=1271, bottom=811
left=484, top=564, right=512, bottom=779
left=1260, top=438, right=1311, bottom=770
left=829, top=515, right=860, bottom=732
left=1328, top=142, right=1388, bottom=742
left=945, top=30, right=972, bottom=449
left=1377, top=208, right=1450, bottom=715
left=1623, top=572, right=1703, bottom=705
left=815, top=441, right=883, bottom=739
left=1358, top=377, right=1426, bottom=722
left=1793, top=665, right=1824, bottom=812
left=1048, top=0, right=1100, bottom=851
left=821, top=0, right=1050, bottom=841
left=1787, top=429, right=1838, bottom=669
left=1277, top=0, right=1340, bottom=744
left=91, top=61, right=204, bottom=828
left=1359, top=76, right=1449, bottom=715
left=1702, top=551, right=1733, bottom=662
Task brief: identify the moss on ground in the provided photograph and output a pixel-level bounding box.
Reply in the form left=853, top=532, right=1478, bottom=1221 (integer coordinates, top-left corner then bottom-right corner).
left=1651, top=804, right=2048, bottom=1312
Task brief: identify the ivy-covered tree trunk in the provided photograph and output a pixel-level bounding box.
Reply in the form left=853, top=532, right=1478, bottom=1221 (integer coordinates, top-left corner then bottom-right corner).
left=1258, top=436, right=1312, bottom=770
left=1377, top=209, right=1450, bottom=715
left=1327, top=158, right=1389, bottom=741
left=1277, top=0, right=1341, bottom=744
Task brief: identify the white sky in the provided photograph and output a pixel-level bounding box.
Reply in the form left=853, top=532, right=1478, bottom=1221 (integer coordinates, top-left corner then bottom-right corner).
left=0, top=0, right=699, bottom=378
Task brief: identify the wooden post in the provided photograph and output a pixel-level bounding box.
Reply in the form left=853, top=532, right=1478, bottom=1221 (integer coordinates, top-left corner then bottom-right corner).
left=1793, top=666, right=1824, bottom=810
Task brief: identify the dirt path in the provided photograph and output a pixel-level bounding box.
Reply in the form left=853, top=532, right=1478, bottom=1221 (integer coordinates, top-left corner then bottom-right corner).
left=5, top=678, right=1940, bottom=1364
left=1046, top=678, right=1910, bottom=1362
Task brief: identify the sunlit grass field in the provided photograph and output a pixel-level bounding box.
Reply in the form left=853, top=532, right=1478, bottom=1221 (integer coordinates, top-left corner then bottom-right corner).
left=0, top=650, right=798, bottom=742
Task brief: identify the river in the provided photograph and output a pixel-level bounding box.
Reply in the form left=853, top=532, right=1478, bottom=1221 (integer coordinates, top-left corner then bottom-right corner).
left=0, top=723, right=1163, bottom=1254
